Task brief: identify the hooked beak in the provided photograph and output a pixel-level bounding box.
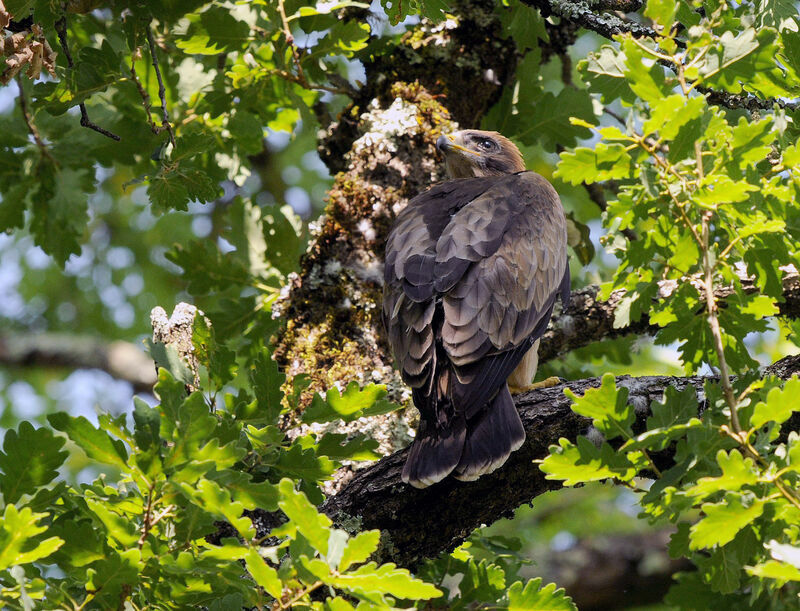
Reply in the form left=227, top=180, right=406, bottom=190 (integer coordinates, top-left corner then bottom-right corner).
left=436, top=133, right=481, bottom=157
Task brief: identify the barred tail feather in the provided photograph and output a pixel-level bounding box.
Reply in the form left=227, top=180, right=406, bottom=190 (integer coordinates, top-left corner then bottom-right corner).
left=453, top=385, right=525, bottom=482
left=401, top=416, right=466, bottom=489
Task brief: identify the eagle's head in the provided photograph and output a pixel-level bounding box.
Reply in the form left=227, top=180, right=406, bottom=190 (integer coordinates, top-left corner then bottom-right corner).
left=436, top=130, right=525, bottom=178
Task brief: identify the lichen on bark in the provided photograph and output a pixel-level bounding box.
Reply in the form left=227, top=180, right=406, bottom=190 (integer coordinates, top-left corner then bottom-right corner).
left=272, top=83, right=457, bottom=454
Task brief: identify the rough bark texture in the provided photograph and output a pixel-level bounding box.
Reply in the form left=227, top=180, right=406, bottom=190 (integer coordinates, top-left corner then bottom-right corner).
left=308, top=355, right=800, bottom=568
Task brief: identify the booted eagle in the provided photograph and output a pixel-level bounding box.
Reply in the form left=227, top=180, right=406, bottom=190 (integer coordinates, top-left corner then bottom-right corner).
left=383, top=130, right=570, bottom=488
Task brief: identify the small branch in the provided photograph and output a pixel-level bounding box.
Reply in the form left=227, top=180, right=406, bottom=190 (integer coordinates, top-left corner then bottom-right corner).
left=270, top=0, right=353, bottom=97
left=701, top=214, right=739, bottom=431
left=138, top=482, right=156, bottom=549
left=145, top=27, right=176, bottom=149
left=16, top=75, right=55, bottom=162
left=129, top=47, right=170, bottom=136
left=527, top=1, right=794, bottom=113
left=54, top=17, right=120, bottom=141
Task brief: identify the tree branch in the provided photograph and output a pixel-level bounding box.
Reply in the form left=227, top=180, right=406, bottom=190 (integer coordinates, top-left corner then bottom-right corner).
left=525, top=1, right=798, bottom=113
left=54, top=16, right=120, bottom=141
left=525, top=0, right=658, bottom=40
left=0, top=333, right=156, bottom=393
left=538, top=272, right=800, bottom=365
left=310, top=355, right=800, bottom=567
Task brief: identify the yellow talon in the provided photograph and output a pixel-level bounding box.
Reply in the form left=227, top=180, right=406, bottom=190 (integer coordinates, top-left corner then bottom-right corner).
left=509, top=376, right=563, bottom=395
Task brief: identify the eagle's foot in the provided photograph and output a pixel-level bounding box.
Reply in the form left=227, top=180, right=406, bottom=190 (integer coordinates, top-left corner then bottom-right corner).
left=509, top=376, right=564, bottom=395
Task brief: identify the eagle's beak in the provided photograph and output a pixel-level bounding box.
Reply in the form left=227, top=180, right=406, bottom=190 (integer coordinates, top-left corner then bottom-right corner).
left=436, top=133, right=481, bottom=157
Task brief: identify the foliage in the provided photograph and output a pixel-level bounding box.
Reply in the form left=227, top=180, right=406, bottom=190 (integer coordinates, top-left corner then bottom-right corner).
left=541, top=0, right=800, bottom=606
left=0, top=354, right=440, bottom=608
left=2, top=0, right=800, bottom=609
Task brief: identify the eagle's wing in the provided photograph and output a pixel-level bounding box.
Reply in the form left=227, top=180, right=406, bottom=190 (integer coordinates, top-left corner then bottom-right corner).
left=435, top=171, right=569, bottom=417
left=383, top=176, right=493, bottom=393
left=383, top=171, right=568, bottom=486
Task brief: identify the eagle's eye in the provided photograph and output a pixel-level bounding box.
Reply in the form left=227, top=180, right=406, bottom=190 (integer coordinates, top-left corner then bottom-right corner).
left=475, top=137, right=497, bottom=152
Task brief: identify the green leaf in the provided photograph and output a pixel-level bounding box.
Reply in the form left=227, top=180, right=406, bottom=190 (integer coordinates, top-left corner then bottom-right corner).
left=623, top=385, right=701, bottom=452
left=85, top=549, right=141, bottom=608
left=514, top=87, right=595, bottom=151
left=540, top=437, right=639, bottom=486
left=747, top=559, right=800, bottom=582
left=555, top=143, right=636, bottom=186
left=302, top=382, right=398, bottom=424
left=332, top=561, right=442, bottom=602
left=47, top=413, right=129, bottom=471
left=29, top=166, right=93, bottom=264
left=621, top=38, right=670, bottom=104
left=316, top=433, right=380, bottom=461
left=0, top=505, right=64, bottom=571
left=644, top=0, right=677, bottom=29
left=250, top=351, right=286, bottom=421
left=0, top=422, right=68, bottom=503
left=85, top=497, right=140, bottom=547
left=192, top=315, right=237, bottom=388
left=579, top=45, right=634, bottom=104
left=686, top=450, right=758, bottom=499
left=383, top=0, right=449, bottom=25
left=339, top=530, right=380, bottom=572
left=750, top=377, right=800, bottom=428
left=277, top=478, right=332, bottom=555
left=276, top=443, right=336, bottom=483
left=690, top=496, right=766, bottom=550
left=564, top=374, right=634, bottom=439
left=693, top=175, right=758, bottom=207
left=497, top=0, right=547, bottom=49
left=245, top=547, right=283, bottom=598
left=146, top=344, right=195, bottom=387
left=132, top=397, right=161, bottom=452
left=177, top=478, right=253, bottom=538
left=508, top=577, right=577, bottom=610
left=643, top=94, right=705, bottom=141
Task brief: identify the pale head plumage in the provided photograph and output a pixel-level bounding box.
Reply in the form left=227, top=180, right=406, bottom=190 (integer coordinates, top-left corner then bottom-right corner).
left=436, top=130, right=526, bottom=178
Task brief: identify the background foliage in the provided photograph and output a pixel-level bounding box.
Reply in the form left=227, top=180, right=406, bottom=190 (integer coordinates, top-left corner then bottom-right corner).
left=1, top=0, right=800, bottom=609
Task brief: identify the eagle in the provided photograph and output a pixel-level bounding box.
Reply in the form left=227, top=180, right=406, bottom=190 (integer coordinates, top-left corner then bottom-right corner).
left=383, top=130, right=570, bottom=488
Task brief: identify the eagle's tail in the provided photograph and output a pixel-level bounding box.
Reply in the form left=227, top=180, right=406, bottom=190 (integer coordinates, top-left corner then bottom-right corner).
left=453, top=385, right=525, bottom=482
left=401, top=412, right=466, bottom=489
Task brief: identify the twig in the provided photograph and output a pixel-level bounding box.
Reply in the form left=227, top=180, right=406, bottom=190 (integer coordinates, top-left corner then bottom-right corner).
left=272, top=0, right=352, bottom=97
left=129, top=47, right=168, bottom=136
left=54, top=17, right=120, bottom=141
left=16, top=75, right=55, bottom=162
left=138, top=482, right=156, bottom=549
left=145, top=27, right=176, bottom=149
left=279, top=581, right=323, bottom=609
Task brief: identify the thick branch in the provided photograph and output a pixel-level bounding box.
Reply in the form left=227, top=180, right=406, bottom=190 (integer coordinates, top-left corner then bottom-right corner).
left=538, top=273, right=800, bottom=365
left=315, top=356, right=800, bottom=567
left=526, top=0, right=657, bottom=39
left=0, top=333, right=156, bottom=393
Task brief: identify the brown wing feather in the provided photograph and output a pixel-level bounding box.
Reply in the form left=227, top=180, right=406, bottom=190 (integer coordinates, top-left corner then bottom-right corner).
left=384, top=171, right=567, bottom=422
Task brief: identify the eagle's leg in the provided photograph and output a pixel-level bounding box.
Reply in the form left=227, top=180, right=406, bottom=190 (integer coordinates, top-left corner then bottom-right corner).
left=507, top=340, right=562, bottom=394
